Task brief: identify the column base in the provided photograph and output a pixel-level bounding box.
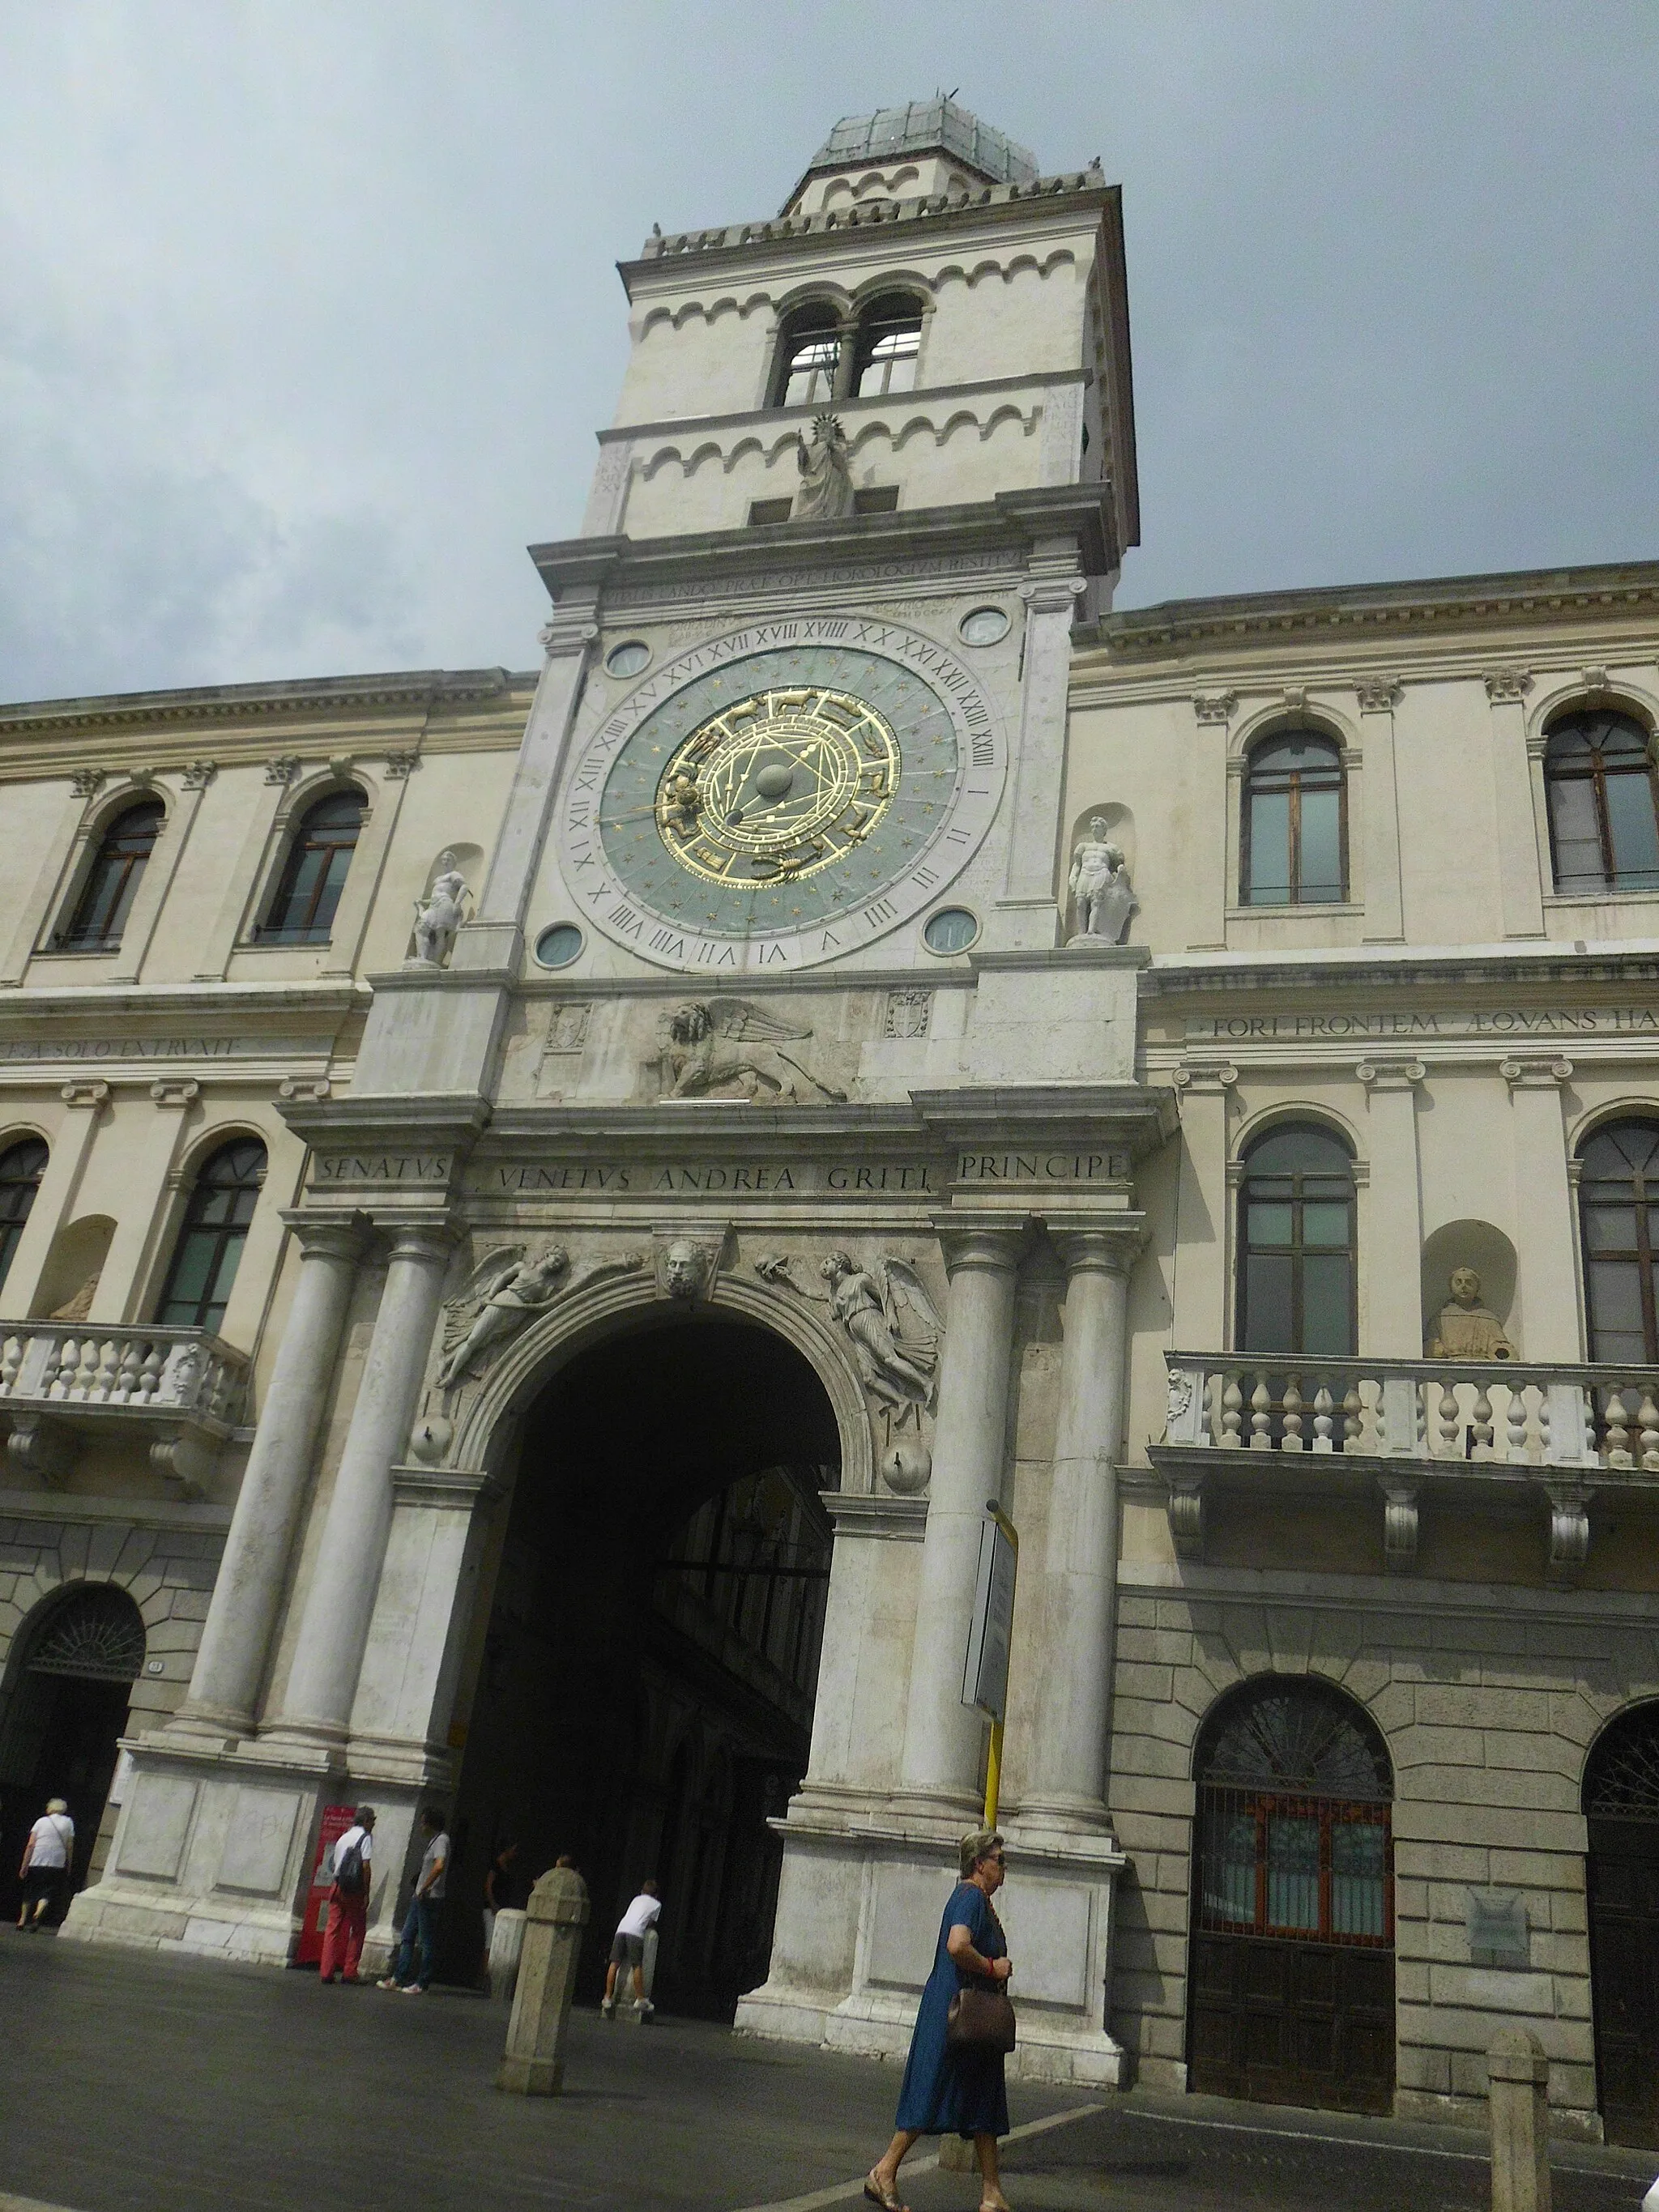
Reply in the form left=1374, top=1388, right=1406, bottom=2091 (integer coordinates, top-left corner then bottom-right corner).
left=59, top=1729, right=434, bottom=1973
left=734, top=1798, right=1129, bottom=2091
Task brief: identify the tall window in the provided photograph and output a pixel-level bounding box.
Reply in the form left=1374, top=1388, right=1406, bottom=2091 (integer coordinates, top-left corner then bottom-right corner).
left=772, top=306, right=842, bottom=408
left=258, top=789, right=365, bottom=943
left=1242, top=733, right=1346, bottom=906
left=0, top=1137, right=47, bottom=1291
left=1545, top=710, right=1659, bottom=895
left=851, top=293, right=923, bottom=397
left=58, top=800, right=164, bottom=951
left=1579, top=1120, right=1659, bottom=1363
left=156, top=1139, right=266, bottom=1332
left=1238, top=1124, right=1356, bottom=1357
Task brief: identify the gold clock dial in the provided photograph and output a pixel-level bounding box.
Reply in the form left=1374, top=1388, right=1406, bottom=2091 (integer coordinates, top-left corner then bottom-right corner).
left=654, top=686, right=900, bottom=884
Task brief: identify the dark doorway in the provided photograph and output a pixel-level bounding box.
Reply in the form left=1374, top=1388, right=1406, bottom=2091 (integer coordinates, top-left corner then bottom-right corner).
left=447, top=1315, right=838, bottom=2015
left=0, top=1582, right=145, bottom=1922
left=1584, top=1701, right=1659, bottom=2148
left=1188, top=1674, right=1395, bottom=2115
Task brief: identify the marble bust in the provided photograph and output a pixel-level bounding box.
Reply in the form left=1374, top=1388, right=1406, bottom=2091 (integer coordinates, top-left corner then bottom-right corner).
left=1427, top=1268, right=1516, bottom=1361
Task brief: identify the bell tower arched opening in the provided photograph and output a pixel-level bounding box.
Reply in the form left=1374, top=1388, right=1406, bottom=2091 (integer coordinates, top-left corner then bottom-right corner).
left=447, top=1312, right=840, bottom=2017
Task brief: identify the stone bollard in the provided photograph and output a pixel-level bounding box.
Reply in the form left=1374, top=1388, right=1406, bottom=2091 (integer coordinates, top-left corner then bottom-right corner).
left=488, top=1906, right=527, bottom=2004
left=937, top=2136, right=977, bottom=2174
left=1488, top=2026, right=1550, bottom=2212
left=498, top=1865, right=590, bottom=2095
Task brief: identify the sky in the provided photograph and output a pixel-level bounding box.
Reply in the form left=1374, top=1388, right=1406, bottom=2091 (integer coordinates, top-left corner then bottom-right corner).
left=2, top=1, right=1655, bottom=705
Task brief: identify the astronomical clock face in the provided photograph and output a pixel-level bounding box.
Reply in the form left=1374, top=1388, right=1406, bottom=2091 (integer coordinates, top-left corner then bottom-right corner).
left=556, top=620, right=1005, bottom=972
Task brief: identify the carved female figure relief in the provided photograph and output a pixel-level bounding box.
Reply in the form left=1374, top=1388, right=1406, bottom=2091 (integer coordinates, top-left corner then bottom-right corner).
left=437, top=1243, right=644, bottom=1390
left=756, top=1248, right=943, bottom=1426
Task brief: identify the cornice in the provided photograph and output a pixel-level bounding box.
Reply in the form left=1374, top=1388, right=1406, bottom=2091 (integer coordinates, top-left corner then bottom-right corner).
left=597, top=369, right=1080, bottom=452
left=0, top=667, right=527, bottom=743
left=531, top=484, right=1116, bottom=603
left=0, top=980, right=370, bottom=1021
left=1094, top=560, right=1659, bottom=663
left=1142, top=941, right=1659, bottom=999
left=623, top=173, right=1115, bottom=283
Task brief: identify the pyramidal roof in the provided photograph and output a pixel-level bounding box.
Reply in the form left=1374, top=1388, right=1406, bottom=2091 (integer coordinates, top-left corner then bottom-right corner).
left=799, top=98, right=1038, bottom=193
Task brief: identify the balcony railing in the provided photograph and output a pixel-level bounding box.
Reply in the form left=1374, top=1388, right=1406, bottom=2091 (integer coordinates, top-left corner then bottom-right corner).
left=0, top=1323, right=250, bottom=1498
left=1154, top=1350, right=1659, bottom=1579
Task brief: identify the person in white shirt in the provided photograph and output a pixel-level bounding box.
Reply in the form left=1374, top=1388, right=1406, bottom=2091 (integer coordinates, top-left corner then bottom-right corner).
left=601, top=1879, right=661, bottom=2018
left=380, top=1805, right=449, bottom=1994
left=15, top=1797, right=75, bottom=1929
left=318, top=1805, right=376, bottom=1984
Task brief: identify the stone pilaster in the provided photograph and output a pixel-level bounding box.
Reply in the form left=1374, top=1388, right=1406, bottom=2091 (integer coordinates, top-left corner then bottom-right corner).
left=1357, top=1058, right=1426, bottom=1355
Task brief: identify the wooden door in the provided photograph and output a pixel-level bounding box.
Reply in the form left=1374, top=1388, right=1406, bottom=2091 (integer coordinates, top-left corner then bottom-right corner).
left=1588, top=1817, right=1659, bottom=2148
left=1189, top=1929, right=1394, bottom=2113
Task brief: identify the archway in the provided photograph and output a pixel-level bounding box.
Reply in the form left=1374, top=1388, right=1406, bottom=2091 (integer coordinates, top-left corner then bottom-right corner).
left=1188, top=1673, right=1395, bottom=2114
left=447, top=1311, right=840, bottom=2015
left=1584, top=1700, right=1659, bottom=2147
left=0, top=1582, right=145, bottom=1922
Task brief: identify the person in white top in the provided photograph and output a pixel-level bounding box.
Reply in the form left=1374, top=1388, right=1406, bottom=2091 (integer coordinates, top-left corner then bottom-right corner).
left=16, top=1797, right=75, bottom=1930
left=318, top=1805, right=376, bottom=1984
left=601, top=1878, right=661, bottom=2018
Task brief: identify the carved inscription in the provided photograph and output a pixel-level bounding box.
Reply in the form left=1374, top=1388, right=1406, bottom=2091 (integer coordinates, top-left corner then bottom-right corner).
left=314, top=1155, right=450, bottom=1184
left=1188, top=1007, right=1659, bottom=1042
left=480, top=1160, right=936, bottom=1196
left=956, top=1151, right=1129, bottom=1183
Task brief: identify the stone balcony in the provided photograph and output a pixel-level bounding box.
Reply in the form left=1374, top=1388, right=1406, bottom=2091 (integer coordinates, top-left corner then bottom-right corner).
left=0, top=1323, right=251, bottom=1499
left=1148, top=1349, right=1659, bottom=1581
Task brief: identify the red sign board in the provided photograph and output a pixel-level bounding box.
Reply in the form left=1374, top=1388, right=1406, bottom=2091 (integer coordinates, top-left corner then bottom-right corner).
left=294, top=1804, right=356, bottom=1967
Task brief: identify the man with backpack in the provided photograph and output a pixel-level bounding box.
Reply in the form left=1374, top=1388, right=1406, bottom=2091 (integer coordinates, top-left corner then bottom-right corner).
left=318, top=1805, right=376, bottom=1984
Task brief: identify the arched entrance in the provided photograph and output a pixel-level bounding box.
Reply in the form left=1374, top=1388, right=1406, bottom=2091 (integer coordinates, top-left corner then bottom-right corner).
left=0, top=1582, right=145, bottom=1922
left=1584, top=1701, right=1659, bottom=2147
left=1188, top=1674, right=1395, bottom=2114
left=448, top=1311, right=839, bottom=2014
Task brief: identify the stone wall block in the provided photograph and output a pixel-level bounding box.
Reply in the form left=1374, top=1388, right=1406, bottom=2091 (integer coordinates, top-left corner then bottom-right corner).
left=1487, top=1849, right=1580, bottom=1891
left=1547, top=1890, right=1588, bottom=1936
left=1265, top=1607, right=1315, bottom=1677
left=1219, top=1605, right=1274, bottom=1677
left=1397, top=1724, right=1491, bottom=1767
left=58, top=1525, right=92, bottom=1579
left=1116, top=1626, right=1166, bottom=1664
left=1396, top=1958, right=1431, bottom=2002
left=1396, top=2041, right=1452, bottom=2095
left=84, top=1526, right=128, bottom=1576
left=1115, top=1660, right=1177, bottom=1703
left=1158, top=1596, right=1222, bottom=1632
left=1393, top=1876, right=1428, bottom=1919
left=1108, top=1773, right=1196, bottom=1818
left=1111, top=1728, right=1192, bottom=1780
left=166, top=1588, right=211, bottom=1621
left=1545, top=1691, right=1604, bottom=1745
left=1396, top=1839, right=1492, bottom=1881
left=1118, top=1595, right=1161, bottom=1629
left=113, top=1529, right=158, bottom=1576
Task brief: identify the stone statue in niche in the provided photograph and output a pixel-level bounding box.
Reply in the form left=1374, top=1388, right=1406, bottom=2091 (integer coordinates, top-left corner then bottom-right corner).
left=49, top=1273, right=100, bottom=1323
left=658, top=1000, right=847, bottom=1103
left=792, top=413, right=855, bottom=522
left=412, top=854, right=472, bottom=967
left=755, top=1250, right=943, bottom=1428
left=1427, top=1268, right=1517, bottom=1360
left=1067, top=817, right=1138, bottom=945
left=437, top=1244, right=644, bottom=1388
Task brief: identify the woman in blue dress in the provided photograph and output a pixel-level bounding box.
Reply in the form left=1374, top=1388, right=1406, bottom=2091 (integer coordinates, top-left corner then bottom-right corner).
left=865, top=1827, right=1013, bottom=2212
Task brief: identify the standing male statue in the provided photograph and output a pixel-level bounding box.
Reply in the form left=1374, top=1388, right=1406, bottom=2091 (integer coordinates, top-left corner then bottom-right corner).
left=412, top=855, right=472, bottom=968
left=1067, top=816, right=1138, bottom=944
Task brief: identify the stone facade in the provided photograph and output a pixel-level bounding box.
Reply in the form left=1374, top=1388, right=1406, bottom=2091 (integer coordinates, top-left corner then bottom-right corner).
left=0, top=96, right=1655, bottom=2146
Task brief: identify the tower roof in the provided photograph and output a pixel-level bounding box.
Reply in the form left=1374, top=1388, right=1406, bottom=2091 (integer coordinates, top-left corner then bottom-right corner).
left=796, top=98, right=1038, bottom=194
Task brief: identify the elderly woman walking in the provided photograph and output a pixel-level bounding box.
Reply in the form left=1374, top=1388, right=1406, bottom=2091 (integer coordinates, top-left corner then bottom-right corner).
left=865, top=1828, right=1014, bottom=2212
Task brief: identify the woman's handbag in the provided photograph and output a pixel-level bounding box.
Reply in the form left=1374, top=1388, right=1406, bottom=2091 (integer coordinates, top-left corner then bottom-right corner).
left=945, top=1980, right=1017, bottom=2054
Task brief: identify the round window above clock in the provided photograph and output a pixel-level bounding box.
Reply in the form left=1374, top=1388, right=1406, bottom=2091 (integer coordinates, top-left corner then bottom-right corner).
left=557, top=617, right=1005, bottom=972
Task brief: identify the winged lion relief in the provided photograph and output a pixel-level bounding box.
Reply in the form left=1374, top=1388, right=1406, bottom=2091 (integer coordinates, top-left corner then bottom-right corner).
left=657, top=999, right=847, bottom=1104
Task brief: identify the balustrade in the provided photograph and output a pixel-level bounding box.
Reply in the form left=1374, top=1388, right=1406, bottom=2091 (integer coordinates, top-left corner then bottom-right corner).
left=0, top=1323, right=248, bottom=1426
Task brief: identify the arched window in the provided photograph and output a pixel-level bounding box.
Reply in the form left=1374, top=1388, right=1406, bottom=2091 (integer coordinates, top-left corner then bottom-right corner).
left=1545, top=710, right=1659, bottom=895
left=156, top=1138, right=266, bottom=1332
left=1242, top=733, right=1346, bottom=906
left=58, top=800, right=164, bottom=952
left=1238, top=1124, right=1356, bottom=1357
left=258, top=788, right=365, bottom=943
left=771, top=304, right=842, bottom=409
left=1191, top=1675, right=1394, bottom=2113
left=1578, top=1119, right=1659, bottom=1363
left=851, top=292, right=923, bottom=398
left=0, top=1138, right=47, bottom=1291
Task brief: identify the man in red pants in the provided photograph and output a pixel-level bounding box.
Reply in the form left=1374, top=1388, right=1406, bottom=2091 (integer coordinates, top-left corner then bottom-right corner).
left=318, top=1805, right=376, bottom=1984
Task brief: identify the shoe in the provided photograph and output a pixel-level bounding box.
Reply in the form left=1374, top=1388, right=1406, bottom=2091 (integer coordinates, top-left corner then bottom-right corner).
left=376, top=1977, right=401, bottom=1990
left=632, top=1997, right=654, bottom=2016
left=402, top=1983, right=426, bottom=1995
left=600, top=1997, right=616, bottom=2018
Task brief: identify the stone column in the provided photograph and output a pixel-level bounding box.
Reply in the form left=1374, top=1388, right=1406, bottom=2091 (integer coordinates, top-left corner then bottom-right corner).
left=1356, top=1059, right=1426, bottom=1355
left=168, top=1215, right=365, bottom=1742
left=1021, top=1225, right=1141, bottom=1831
left=898, top=1223, right=1026, bottom=1815
left=265, top=1224, right=454, bottom=1752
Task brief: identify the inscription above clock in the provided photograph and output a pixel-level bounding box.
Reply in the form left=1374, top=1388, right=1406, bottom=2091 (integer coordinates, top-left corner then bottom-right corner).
left=557, top=616, right=1006, bottom=974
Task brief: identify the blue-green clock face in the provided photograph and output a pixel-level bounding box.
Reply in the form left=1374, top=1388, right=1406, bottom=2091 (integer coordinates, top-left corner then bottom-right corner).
left=557, top=619, right=1005, bottom=973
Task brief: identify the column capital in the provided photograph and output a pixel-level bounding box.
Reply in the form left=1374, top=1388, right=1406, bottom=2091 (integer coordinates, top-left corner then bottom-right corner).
left=1501, top=1055, right=1573, bottom=1090
left=1354, top=676, right=1404, bottom=714
left=1047, top=1221, right=1146, bottom=1277
left=932, top=1220, right=1030, bottom=1277
left=1172, top=1061, right=1238, bottom=1096
left=1192, top=691, right=1237, bottom=726
left=282, top=1210, right=372, bottom=1265
left=1483, top=667, right=1533, bottom=705
left=1356, top=1057, right=1427, bottom=1091
left=58, top=1080, right=110, bottom=1111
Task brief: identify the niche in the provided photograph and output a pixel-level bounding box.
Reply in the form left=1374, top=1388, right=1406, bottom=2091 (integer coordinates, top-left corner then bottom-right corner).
left=403, top=843, right=484, bottom=961
left=31, top=1215, right=116, bottom=1321
left=1420, top=1219, right=1520, bottom=1356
